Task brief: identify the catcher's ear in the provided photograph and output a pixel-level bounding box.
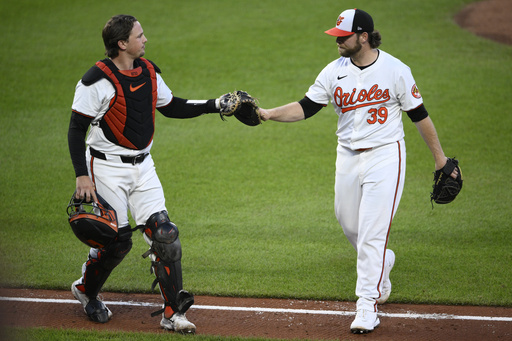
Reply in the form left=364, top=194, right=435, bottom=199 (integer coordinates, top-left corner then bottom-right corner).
left=117, top=39, right=128, bottom=52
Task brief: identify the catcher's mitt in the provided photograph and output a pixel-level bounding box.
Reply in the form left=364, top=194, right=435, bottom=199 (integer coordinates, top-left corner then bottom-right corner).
left=219, top=90, right=261, bottom=126
left=430, top=157, right=463, bottom=205
left=219, top=91, right=241, bottom=117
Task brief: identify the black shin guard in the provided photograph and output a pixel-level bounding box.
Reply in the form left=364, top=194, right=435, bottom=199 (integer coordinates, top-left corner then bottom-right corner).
left=151, top=258, right=192, bottom=317
left=143, top=211, right=194, bottom=317
left=152, top=258, right=183, bottom=302
left=150, top=257, right=193, bottom=316
left=83, top=227, right=133, bottom=298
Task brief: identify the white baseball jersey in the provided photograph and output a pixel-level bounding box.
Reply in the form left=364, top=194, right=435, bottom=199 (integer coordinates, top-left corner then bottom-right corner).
left=305, top=50, right=423, bottom=150
left=71, top=73, right=173, bottom=156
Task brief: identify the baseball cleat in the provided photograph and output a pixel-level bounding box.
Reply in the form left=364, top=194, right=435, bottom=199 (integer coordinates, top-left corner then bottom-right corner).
left=161, top=312, right=196, bottom=334
left=350, top=309, right=380, bottom=334
left=377, top=249, right=396, bottom=304
left=71, top=279, right=112, bottom=323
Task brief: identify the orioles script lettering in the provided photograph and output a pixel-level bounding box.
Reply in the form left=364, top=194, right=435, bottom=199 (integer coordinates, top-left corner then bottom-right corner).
left=334, top=84, right=390, bottom=114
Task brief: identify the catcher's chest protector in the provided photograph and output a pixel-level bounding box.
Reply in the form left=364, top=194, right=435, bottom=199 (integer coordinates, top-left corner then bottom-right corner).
left=96, top=58, right=158, bottom=150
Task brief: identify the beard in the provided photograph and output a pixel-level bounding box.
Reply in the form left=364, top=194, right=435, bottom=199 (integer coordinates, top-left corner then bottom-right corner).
left=338, top=39, right=362, bottom=58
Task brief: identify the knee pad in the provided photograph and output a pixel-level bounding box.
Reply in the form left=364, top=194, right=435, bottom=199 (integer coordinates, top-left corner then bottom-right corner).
left=144, top=211, right=181, bottom=263
left=102, top=227, right=133, bottom=269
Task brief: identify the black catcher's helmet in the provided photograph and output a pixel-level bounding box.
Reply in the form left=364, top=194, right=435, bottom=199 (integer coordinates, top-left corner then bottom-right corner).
left=67, top=192, right=118, bottom=249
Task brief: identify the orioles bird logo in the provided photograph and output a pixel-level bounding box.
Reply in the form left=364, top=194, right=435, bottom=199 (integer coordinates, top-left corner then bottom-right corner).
left=411, top=84, right=421, bottom=99
left=337, top=16, right=344, bottom=26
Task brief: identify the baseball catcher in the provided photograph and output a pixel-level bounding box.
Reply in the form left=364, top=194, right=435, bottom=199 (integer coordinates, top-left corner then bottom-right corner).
left=68, top=14, right=265, bottom=333
left=431, top=157, right=463, bottom=205
left=219, top=90, right=262, bottom=126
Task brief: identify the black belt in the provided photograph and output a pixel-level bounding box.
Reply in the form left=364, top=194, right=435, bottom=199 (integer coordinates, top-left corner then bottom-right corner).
left=90, top=147, right=148, bottom=165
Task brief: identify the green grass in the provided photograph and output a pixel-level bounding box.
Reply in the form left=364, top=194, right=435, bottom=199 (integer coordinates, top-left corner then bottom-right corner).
left=4, top=327, right=286, bottom=341
left=1, top=0, right=512, bottom=338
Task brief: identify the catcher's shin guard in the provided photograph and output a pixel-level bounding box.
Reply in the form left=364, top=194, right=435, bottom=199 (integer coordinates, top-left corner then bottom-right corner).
left=82, top=227, right=133, bottom=298
left=151, top=258, right=194, bottom=318
left=142, top=211, right=194, bottom=317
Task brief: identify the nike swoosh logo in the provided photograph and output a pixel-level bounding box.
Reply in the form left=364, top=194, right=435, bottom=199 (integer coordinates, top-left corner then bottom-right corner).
left=130, top=82, right=146, bottom=92
left=337, top=75, right=347, bottom=80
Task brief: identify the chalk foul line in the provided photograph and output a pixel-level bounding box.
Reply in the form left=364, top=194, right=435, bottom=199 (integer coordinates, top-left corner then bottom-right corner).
left=1, top=296, right=510, bottom=322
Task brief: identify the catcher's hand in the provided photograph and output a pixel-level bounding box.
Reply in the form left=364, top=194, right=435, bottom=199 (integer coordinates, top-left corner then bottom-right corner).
left=430, top=157, right=463, bottom=205
left=218, top=90, right=262, bottom=126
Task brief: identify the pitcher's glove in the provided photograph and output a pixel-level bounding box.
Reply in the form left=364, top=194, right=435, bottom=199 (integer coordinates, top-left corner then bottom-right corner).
left=219, top=90, right=261, bottom=126
left=430, top=157, right=463, bottom=205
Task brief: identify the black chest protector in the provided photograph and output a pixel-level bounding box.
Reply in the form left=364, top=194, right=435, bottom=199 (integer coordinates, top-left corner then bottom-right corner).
left=83, top=58, right=158, bottom=150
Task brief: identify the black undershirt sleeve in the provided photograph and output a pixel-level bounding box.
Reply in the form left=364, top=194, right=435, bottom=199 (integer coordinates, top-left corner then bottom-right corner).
left=406, top=103, right=429, bottom=122
left=157, top=97, right=219, bottom=118
left=68, top=112, right=93, bottom=177
left=298, top=96, right=325, bottom=119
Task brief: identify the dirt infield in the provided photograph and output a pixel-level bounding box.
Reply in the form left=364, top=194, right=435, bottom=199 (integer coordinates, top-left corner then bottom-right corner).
left=454, top=0, right=512, bottom=45
left=1, top=288, right=512, bottom=340
left=1, top=1, right=512, bottom=340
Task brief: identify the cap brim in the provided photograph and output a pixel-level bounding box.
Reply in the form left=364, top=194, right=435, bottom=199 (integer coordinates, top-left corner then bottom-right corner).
left=324, top=27, right=355, bottom=37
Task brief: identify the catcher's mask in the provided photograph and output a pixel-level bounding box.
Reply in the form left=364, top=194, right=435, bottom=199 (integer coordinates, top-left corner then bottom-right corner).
left=67, top=192, right=118, bottom=249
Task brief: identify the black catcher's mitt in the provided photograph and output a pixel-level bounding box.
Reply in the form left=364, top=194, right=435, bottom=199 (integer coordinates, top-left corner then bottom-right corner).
left=430, top=157, right=463, bottom=205
left=219, top=91, right=241, bottom=117
left=219, top=90, right=261, bottom=126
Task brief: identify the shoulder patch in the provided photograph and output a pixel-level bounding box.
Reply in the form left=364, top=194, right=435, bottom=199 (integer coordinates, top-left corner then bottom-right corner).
left=82, top=65, right=106, bottom=86
left=411, top=84, right=422, bottom=99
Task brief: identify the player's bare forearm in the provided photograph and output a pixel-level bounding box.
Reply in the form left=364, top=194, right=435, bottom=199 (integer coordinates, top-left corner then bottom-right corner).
left=260, top=102, right=305, bottom=122
left=414, top=116, right=448, bottom=170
